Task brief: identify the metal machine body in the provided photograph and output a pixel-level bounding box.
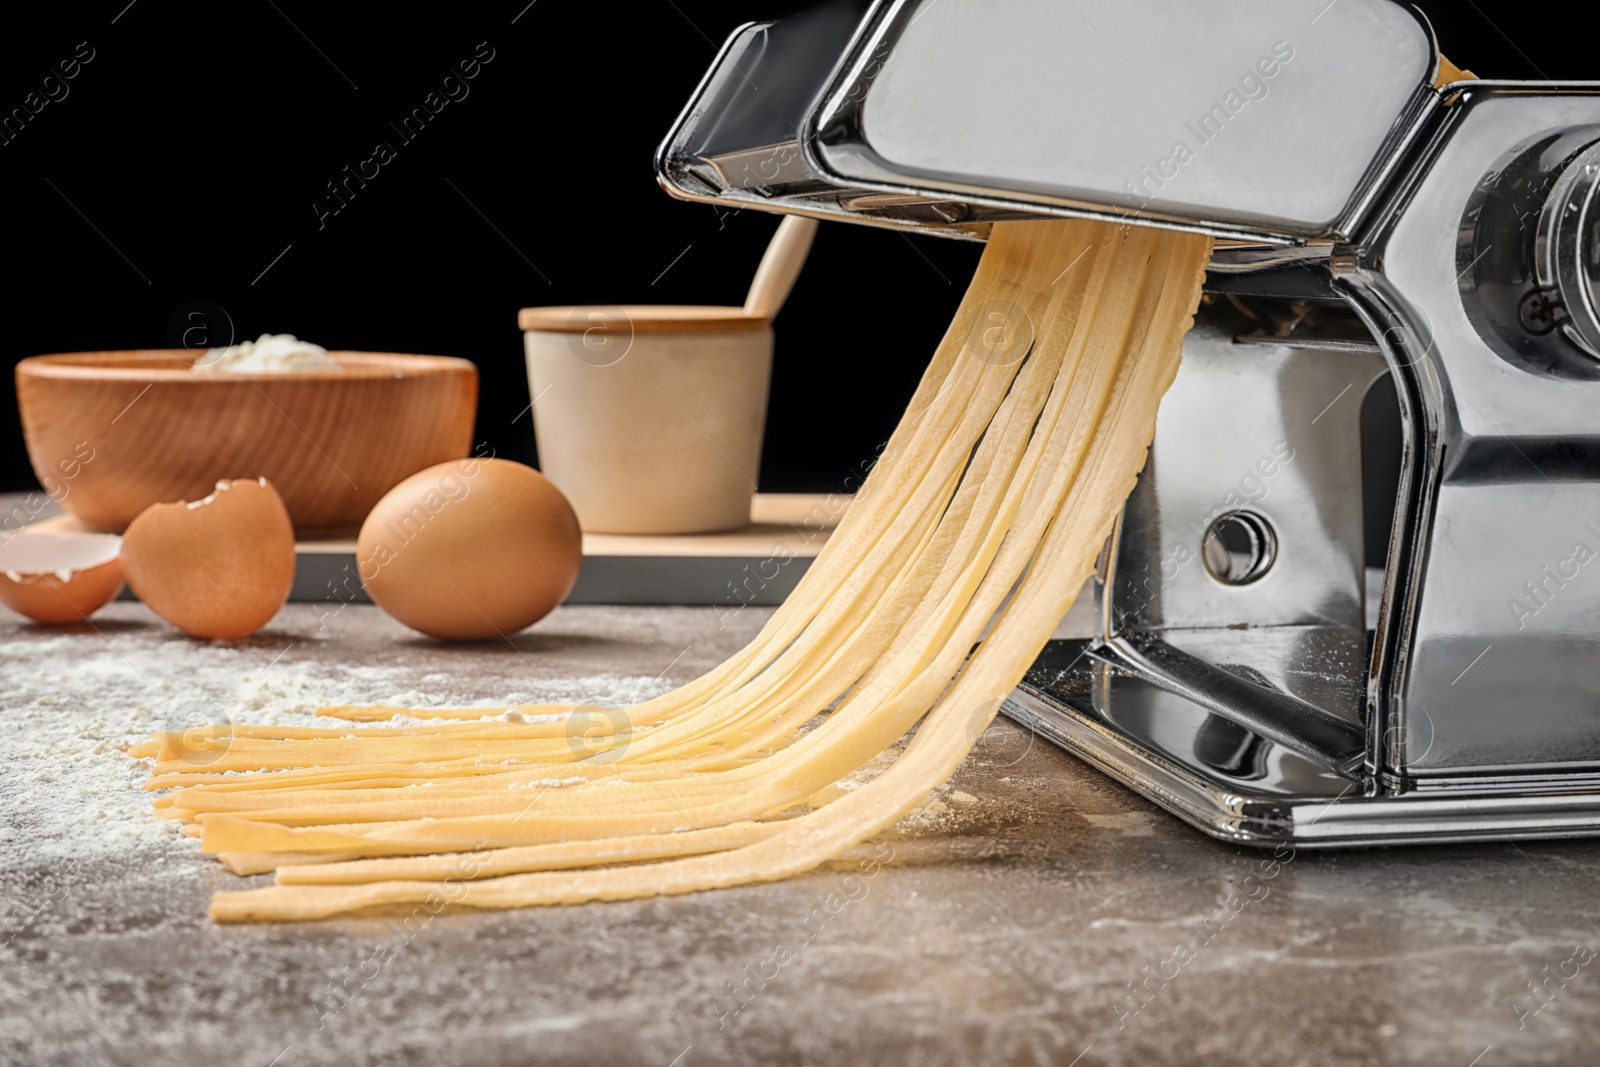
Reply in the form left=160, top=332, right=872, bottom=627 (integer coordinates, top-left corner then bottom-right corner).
left=655, top=0, right=1600, bottom=846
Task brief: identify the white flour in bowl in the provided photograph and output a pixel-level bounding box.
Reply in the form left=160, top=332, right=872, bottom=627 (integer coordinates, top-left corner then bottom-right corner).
left=192, top=333, right=340, bottom=373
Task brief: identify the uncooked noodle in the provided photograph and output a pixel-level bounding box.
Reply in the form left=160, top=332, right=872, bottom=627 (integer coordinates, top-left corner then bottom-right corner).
left=130, top=219, right=1211, bottom=922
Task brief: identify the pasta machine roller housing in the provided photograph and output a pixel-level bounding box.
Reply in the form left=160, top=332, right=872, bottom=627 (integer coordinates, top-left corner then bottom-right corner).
left=656, top=0, right=1600, bottom=847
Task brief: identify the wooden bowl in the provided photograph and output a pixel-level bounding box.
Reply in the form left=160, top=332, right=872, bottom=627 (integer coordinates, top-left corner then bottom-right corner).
left=16, top=351, right=478, bottom=536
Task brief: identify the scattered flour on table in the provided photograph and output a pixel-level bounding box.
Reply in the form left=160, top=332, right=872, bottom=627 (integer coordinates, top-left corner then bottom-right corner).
left=0, top=632, right=670, bottom=871
left=831, top=747, right=977, bottom=832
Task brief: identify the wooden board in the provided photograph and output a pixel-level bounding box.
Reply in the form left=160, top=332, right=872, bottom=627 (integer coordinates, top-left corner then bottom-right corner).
left=25, top=494, right=846, bottom=607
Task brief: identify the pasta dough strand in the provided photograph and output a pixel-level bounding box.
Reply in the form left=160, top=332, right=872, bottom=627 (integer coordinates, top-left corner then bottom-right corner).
left=134, top=219, right=1209, bottom=923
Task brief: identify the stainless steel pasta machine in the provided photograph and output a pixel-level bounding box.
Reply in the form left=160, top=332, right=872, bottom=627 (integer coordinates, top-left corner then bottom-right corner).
left=655, top=0, right=1600, bottom=846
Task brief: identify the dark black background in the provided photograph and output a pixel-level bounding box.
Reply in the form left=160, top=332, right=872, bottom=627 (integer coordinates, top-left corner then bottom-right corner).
left=0, top=1, right=1590, bottom=500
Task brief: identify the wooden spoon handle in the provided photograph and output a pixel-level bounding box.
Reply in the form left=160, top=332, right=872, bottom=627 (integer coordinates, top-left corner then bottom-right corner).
left=743, top=216, right=819, bottom=320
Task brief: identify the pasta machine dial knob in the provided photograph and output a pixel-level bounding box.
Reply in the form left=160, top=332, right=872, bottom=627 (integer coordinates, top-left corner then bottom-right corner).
left=1536, top=140, right=1600, bottom=359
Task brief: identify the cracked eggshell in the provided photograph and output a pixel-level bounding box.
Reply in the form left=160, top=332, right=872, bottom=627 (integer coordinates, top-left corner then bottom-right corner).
left=121, top=478, right=296, bottom=639
left=0, top=531, right=124, bottom=624
left=358, top=458, right=582, bottom=641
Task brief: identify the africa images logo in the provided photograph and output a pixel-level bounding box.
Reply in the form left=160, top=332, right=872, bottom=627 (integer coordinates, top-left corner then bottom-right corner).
left=1122, top=41, right=1296, bottom=212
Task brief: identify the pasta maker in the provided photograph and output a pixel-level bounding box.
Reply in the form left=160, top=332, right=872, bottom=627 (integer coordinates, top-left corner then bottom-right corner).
left=655, top=0, right=1600, bottom=846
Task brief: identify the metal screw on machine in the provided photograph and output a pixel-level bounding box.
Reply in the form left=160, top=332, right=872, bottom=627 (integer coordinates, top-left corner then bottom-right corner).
left=1518, top=289, right=1559, bottom=335
left=1536, top=141, right=1600, bottom=357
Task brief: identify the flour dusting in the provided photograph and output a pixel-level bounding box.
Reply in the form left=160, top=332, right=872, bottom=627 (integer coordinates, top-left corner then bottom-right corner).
left=0, top=624, right=671, bottom=874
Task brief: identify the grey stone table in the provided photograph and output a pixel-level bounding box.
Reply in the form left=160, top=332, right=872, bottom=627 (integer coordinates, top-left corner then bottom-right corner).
left=2, top=600, right=1597, bottom=1067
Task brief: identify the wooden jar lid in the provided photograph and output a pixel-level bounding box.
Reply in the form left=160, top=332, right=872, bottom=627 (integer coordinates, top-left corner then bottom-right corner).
left=517, top=305, right=769, bottom=334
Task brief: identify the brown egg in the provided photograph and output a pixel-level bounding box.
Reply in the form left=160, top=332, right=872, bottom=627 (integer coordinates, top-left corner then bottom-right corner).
left=121, top=478, right=296, bottom=639
left=0, top=531, right=124, bottom=624
left=358, top=458, right=581, bottom=640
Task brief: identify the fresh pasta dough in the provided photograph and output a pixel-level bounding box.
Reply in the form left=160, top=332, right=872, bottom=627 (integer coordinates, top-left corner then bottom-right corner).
left=136, top=219, right=1211, bottom=923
